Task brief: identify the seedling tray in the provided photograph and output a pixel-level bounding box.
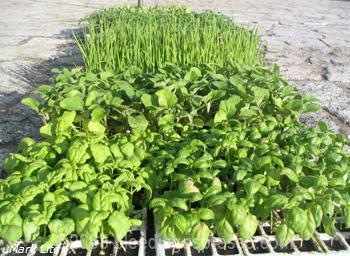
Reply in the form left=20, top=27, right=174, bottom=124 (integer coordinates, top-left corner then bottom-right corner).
left=154, top=219, right=350, bottom=256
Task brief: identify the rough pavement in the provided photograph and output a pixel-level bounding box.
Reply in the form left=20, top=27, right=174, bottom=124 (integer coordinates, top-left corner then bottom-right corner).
left=1, top=0, right=349, bottom=168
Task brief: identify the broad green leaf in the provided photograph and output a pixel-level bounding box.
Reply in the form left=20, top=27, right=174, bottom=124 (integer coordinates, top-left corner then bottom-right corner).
left=319, top=121, right=329, bottom=133
left=233, top=169, right=247, bottom=182
left=219, top=96, right=240, bottom=116
left=56, top=111, right=76, bottom=135
left=300, top=175, right=328, bottom=188
left=281, top=168, right=299, bottom=183
left=266, top=169, right=280, bottom=186
left=206, top=193, right=230, bottom=207
left=196, top=170, right=214, bottom=180
left=71, top=206, right=108, bottom=249
left=0, top=209, right=23, bottom=243
left=229, top=75, right=246, bottom=93
left=117, top=80, right=135, bottom=98
left=286, top=208, right=307, bottom=235
left=184, top=67, right=202, bottom=81
left=77, top=164, right=97, bottom=184
left=191, top=222, right=210, bottom=251
left=59, top=96, right=84, bottom=111
left=193, top=118, right=204, bottom=128
left=53, top=136, right=69, bottom=154
left=256, top=156, right=271, bottom=169
left=110, top=144, right=123, bottom=158
left=272, top=156, right=284, bottom=167
left=216, top=217, right=234, bottom=243
left=258, top=194, right=288, bottom=218
left=120, top=142, right=134, bottom=158
left=251, top=87, right=269, bottom=99
left=197, top=208, right=214, bottom=220
left=21, top=97, right=39, bottom=112
left=111, top=192, right=130, bottom=212
left=179, top=181, right=200, bottom=194
left=193, top=152, right=213, bottom=169
left=141, top=93, right=158, bottom=107
left=68, top=138, right=90, bottom=165
left=310, top=204, right=323, bottom=227
left=43, top=189, right=70, bottom=206
left=299, top=211, right=316, bottom=240
left=170, top=198, right=188, bottom=211
left=172, top=213, right=188, bottom=240
left=156, top=89, right=177, bottom=108
left=3, top=154, right=21, bottom=173
left=238, top=214, right=258, bottom=239
left=158, top=113, right=175, bottom=126
left=131, top=219, right=142, bottom=227
left=214, top=110, right=227, bottom=123
left=85, top=90, right=100, bottom=107
left=40, top=123, right=53, bottom=138
left=286, top=207, right=316, bottom=240
left=211, top=73, right=226, bottom=81
left=276, top=224, right=294, bottom=247
left=303, top=102, right=320, bottom=113
left=273, top=97, right=283, bottom=108
left=162, top=213, right=188, bottom=241
left=128, top=114, right=149, bottom=130
left=108, top=211, right=131, bottom=241
left=36, top=85, right=51, bottom=94
left=227, top=204, right=248, bottom=226
left=99, top=70, right=114, bottom=80
left=159, top=219, right=176, bottom=241
left=149, top=198, right=167, bottom=209
left=322, top=216, right=336, bottom=236
left=239, top=107, right=257, bottom=118
left=18, top=137, right=35, bottom=151
left=286, top=99, right=303, bottom=112
left=249, top=128, right=262, bottom=140
left=87, top=121, right=106, bottom=135
left=92, top=190, right=113, bottom=212
left=91, top=107, right=106, bottom=122
left=83, top=72, right=97, bottom=81
left=71, top=205, right=90, bottom=233
left=244, top=180, right=261, bottom=196
left=110, top=96, right=124, bottom=107
left=90, top=144, right=111, bottom=164
left=23, top=216, right=43, bottom=242
left=40, top=218, right=75, bottom=251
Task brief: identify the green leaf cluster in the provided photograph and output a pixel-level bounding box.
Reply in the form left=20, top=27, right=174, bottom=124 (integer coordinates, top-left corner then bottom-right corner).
left=2, top=129, right=148, bottom=249
left=3, top=64, right=350, bottom=251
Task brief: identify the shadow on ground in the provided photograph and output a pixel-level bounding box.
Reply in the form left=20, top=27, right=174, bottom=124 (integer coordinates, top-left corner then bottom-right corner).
left=16, top=28, right=84, bottom=88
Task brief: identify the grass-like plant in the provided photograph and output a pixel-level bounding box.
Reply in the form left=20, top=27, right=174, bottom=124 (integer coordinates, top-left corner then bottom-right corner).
left=76, top=6, right=262, bottom=71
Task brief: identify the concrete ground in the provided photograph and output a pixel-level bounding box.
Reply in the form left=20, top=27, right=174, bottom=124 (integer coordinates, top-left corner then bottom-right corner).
left=0, top=0, right=349, bottom=169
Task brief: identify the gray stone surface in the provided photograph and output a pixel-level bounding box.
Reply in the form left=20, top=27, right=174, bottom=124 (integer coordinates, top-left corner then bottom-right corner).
left=0, top=0, right=350, bottom=168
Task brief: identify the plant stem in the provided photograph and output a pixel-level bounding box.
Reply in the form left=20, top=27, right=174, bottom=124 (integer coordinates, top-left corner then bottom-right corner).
left=100, top=225, right=105, bottom=256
